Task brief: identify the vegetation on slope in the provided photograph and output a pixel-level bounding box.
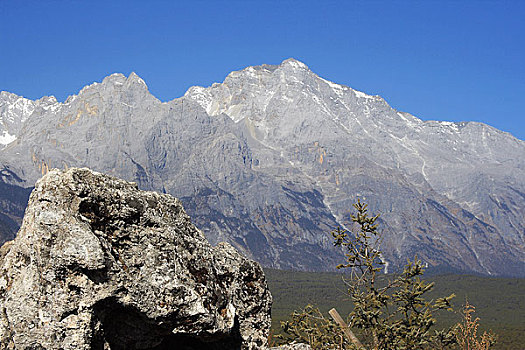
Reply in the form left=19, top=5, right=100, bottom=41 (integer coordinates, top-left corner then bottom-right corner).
left=266, top=200, right=522, bottom=349
left=266, top=269, right=524, bottom=349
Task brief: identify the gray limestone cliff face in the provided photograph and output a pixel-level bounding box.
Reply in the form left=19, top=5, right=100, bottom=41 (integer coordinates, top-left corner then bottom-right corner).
left=0, top=168, right=271, bottom=349
left=0, top=59, right=524, bottom=276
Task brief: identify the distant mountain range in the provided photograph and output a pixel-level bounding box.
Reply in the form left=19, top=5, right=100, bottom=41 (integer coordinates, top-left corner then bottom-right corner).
left=1, top=59, right=524, bottom=276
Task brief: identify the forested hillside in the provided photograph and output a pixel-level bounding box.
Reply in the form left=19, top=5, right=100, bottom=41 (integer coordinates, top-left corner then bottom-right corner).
left=266, top=269, right=525, bottom=350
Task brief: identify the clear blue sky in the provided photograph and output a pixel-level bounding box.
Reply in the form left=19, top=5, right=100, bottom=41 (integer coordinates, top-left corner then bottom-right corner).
left=1, top=0, right=524, bottom=140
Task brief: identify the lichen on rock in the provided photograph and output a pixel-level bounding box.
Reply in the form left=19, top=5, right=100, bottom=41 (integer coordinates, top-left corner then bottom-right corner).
left=0, top=168, right=271, bottom=349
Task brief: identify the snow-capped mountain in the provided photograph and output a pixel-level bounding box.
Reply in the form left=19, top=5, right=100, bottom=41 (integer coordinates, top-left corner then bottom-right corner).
left=1, top=59, right=524, bottom=276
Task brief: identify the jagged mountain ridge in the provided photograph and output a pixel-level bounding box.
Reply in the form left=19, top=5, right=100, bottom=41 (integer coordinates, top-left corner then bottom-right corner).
left=1, top=58, right=524, bottom=276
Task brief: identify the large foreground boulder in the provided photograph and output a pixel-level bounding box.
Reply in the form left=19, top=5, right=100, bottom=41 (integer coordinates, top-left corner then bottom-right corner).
left=0, top=168, right=271, bottom=349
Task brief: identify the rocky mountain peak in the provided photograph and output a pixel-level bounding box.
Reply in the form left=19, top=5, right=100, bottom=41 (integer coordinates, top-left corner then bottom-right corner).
left=0, top=61, right=524, bottom=277
left=36, top=95, right=58, bottom=105
left=0, top=91, right=20, bottom=102
left=74, top=72, right=150, bottom=101
left=127, top=71, right=147, bottom=85
left=183, top=58, right=389, bottom=145
left=0, top=93, right=37, bottom=148
left=280, top=57, right=310, bottom=70
left=101, top=72, right=127, bottom=85
left=100, top=71, right=148, bottom=87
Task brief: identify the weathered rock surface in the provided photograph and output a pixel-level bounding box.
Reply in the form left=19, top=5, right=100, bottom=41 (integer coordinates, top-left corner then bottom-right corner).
left=0, top=168, right=271, bottom=349
left=270, top=343, right=312, bottom=350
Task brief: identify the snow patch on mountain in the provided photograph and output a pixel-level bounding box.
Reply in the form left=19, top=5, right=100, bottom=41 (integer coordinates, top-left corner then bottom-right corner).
left=281, top=58, right=309, bottom=70
left=0, top=95, right=35, bottom=124
left=319, top=77, right=347, bottom=97
left=0, top=130, right=16, bottom=146
left=353, top=90, right=374, bottom=99
left=128, top=72, right=147, bottom=87
left=184, top=86, right=214, bottom=114
left=439, top=121, right=460, bottom=132
left=78, top=82, right=100, bottom=96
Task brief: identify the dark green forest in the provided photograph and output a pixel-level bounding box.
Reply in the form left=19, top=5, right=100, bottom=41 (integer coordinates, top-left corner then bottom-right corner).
left=265, top=269, right=525, bottom=350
